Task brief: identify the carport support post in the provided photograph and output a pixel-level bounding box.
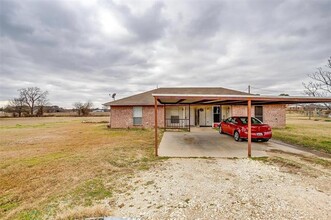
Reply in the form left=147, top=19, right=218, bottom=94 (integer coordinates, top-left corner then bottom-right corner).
left=164, top=104, right=166, bottom=131
left=247, top=99, right=252, bottom=157
left=188, top=104, right=191, bottom=132
left=154, top=97, right=158, bottom=156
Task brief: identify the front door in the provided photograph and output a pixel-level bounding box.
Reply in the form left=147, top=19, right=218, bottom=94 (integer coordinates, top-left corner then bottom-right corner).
left=199, top=108, right=206, bottom=126
left=205, top=107, right=212, bottom=126
left=221, top=105, right=231, bottom=120
left=198, top=107, right=212, bottom=127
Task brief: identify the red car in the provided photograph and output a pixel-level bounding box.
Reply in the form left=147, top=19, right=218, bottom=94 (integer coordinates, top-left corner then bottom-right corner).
left=219, top=116, right=272, bottom=142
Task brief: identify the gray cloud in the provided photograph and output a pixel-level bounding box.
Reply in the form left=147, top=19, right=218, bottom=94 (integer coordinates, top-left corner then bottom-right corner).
left=112, top=1, right=167, bottom=42
left=1, top=0, right=331, bottom=108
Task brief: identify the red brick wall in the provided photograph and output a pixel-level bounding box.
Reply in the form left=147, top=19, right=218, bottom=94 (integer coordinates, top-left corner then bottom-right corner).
left=142, top=106, right=164, bottom=128
left=110, top=106, right=164, bottom=128
left=110, top=106, right=133, bottom=128
left=110, top=105, right=285, bottom=128
left=232, top=105, right=255, bottom=117
left=263, top=104, right=286, bottom=128
left=231, top=104, right=286, bottom=128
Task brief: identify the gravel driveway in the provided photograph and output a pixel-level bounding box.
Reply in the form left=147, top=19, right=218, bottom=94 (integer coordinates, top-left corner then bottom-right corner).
left=112, top=158, right=331, bottom=219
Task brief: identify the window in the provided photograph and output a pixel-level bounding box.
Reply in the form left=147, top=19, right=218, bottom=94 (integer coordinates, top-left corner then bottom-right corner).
left=255, top=106, right=263, bottom=122
left=133, top=107, right=142, bottom=125
left=252, top=117, right=262, bottom=124
left=239, top=117, right=248, bottom=124
left=225, top=117, right=232, bottom=123
left=213, top=106, right=221, bottom=123
left=170, top=115, right=179, bottom=123
left=227, top=117, right=237, bottom=124
left=231, top=118, right=238, bottom=124
left=239, top=117, right=262, bottom=125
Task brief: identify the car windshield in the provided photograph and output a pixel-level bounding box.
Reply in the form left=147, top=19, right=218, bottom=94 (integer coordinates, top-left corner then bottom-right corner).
left=239, top=117, right=262, bottom=125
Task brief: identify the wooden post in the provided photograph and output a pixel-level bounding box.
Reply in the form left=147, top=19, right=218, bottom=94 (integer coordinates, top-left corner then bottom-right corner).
left=247, top=99, right=252, bottom=157
left=188, top=104, right=191, bottom=132
left=154, top=97, right=158, bottom=156
left=164, top=104, right=166, bottom=131
left=109, top=106, right=111, bottom=128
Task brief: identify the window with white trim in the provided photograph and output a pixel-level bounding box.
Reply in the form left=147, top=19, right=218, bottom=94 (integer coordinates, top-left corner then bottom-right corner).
left=133, top=107, right=142, bottom=125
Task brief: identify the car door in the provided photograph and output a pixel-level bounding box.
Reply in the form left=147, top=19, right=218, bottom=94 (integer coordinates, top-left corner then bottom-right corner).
left=222, top=117, right=231, bottom=134
left=228, top=118, right=238, bottom=135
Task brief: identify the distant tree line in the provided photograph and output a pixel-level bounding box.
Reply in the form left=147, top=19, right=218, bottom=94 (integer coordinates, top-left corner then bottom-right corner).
left=3, top=87, right=95, bottom=117
left=73, top=101, right=93, bottom=116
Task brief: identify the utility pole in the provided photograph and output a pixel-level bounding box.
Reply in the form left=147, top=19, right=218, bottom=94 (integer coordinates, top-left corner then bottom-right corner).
left=248, top=85, right=251, bottom=94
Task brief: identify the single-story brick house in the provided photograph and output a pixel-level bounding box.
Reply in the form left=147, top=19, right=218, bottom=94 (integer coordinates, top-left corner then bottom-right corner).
left=104, top=87, right=286, bottom=128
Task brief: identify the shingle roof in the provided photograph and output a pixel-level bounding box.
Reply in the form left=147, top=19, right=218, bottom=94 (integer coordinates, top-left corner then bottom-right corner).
left=104, top=87, right=250, bottom=106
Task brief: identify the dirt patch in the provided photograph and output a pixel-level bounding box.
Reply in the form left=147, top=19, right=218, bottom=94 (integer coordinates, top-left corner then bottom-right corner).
left=112, top=158, right=331, bottom=219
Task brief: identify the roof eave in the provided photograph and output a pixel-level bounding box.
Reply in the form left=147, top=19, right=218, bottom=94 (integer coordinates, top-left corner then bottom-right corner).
left=152, top=93, right=331, bottom=105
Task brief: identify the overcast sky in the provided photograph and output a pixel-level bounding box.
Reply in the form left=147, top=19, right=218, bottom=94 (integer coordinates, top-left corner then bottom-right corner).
left=1, top=0, right=330, bottom=108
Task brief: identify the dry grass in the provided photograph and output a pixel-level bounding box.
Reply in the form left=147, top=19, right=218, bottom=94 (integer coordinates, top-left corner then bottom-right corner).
left=0, top=117, right=163, bottom=219
left=55, top=204, right=112, bottom=220
left=272, top=114, right=331, bottom=153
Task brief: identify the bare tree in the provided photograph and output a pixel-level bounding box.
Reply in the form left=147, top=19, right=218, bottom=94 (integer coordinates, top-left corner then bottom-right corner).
left=73, top=102, right=84, bottom=116
left=19, top=87, right=49, bottom=116
left=303, top=57, right=331, bottom=109
left=81, top=101, right=93, bottom=116
left=73, top=101, right=93, bottom=116
left=8, top=98, right=27, bottom=117
left=35, top=95, right=49, bottom=117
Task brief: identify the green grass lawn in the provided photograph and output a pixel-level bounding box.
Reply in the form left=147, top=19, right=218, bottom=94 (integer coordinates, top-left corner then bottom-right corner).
left=272, top=114, right=331, bottom=153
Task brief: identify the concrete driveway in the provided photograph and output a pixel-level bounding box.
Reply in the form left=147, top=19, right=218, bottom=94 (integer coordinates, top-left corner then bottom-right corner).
left=158, top=127, right=317, bottom=158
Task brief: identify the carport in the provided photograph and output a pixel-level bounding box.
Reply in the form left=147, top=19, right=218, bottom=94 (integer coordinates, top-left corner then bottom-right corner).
left=152, top=94, right=331, bottom=157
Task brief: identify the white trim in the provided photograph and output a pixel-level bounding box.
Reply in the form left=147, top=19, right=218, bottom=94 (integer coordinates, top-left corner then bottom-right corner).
left=152, top=93, right=331, bottom=100
left=153, top=93, right=256, bottom=97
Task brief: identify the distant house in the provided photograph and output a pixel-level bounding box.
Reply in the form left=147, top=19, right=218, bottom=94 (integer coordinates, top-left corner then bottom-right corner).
left=287, top=104, right=331, bottom=117
left=104, top=87, right=286, bottom=128
left=92, top=109, right=105, bottom=113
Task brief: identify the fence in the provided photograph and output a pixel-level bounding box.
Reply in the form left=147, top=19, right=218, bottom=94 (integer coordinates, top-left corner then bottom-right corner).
left=165, top=118, right=190, bottom=129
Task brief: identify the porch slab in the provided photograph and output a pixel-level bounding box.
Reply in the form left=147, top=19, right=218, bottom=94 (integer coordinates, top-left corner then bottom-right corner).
left=158, top=127, right=268, bottom=158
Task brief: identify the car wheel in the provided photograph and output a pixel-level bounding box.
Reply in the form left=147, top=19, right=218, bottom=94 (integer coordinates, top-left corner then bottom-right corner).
left=219, top=125, right=224, bottom=134
left=234, top=131, right=241, bottom=141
